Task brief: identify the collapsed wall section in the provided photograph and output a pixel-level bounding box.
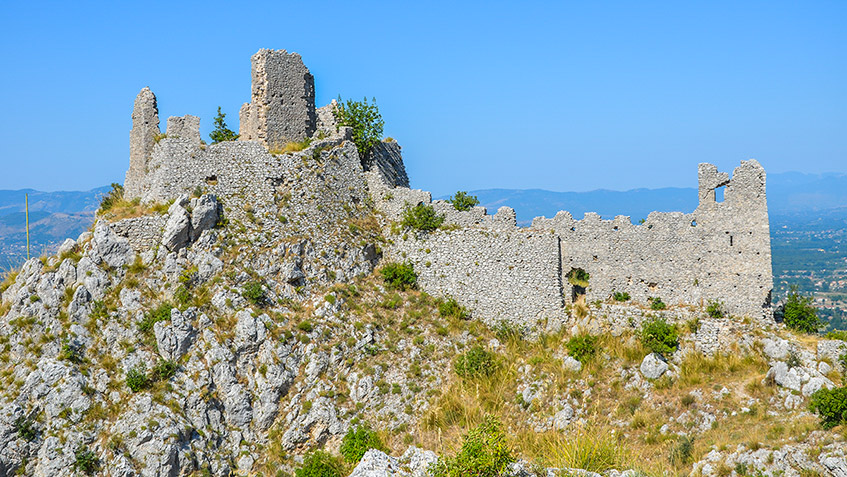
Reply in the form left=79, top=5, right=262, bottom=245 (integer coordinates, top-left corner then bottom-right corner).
left=125, top=87, right=160, bottom=199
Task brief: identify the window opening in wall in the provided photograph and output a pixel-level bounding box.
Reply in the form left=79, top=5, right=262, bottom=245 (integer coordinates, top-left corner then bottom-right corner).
left=691, top=220, right=697, bottom=227
left=715, top=185, right=725, bottom=203
left=205, top=175, right=218, bottom=185
left=730, top=235, right=734, bottom=246
left=566, top=268, right=589, bottom=302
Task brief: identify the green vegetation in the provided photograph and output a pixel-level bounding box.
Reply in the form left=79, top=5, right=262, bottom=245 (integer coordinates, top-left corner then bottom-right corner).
left=455, top=346, right=498, bottom=379
left=58, top=342, right=84, bottom=364
left=73, top=447, right=100, bottom=475
left=706, top=300, right=725, bottom=318
left=448, top=191, right=480, bottom=212
left=340, top=425, right=387, bottom=463
left=669, top=435, right=695, bottom=467
left=613, top=291, right=630, bottom=302
left=565, top=333, right=599, bottom=364
left=783, top=286, right=822, bottom=334
left=808, top=387, right=847, bottom=429
left=380, top=262, right=417, bottom=291
left=429, top=416, right=514, bottom=477
left=126, top=365, right=149, bottom=392
left=401, top=203, right=444, bottom=232
left=99, top=183, right=125, bottom=213
left=138, top=303, right=173, bottom=334
left=152, top=360, right=178, bottom=381
left=333, top=96, right=384, bottom=160
left=209, top=106, right=239, bottom=144
left=648, top=296, right=667, bottom=311
left=439, top=297, right=469, bottom=320
left=14, top=415, right=37, bottom=441
left=295, top=450, right=344, bottom=477
left=566, top=268, right=590, bottom=288
left=242, top=281, right=267, bottom=308
left=640, top=318, right=678, bottom=356
left=825, top=330, right=847, bottom=341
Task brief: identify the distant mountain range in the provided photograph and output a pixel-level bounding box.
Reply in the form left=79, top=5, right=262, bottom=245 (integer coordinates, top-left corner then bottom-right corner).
left=0, top=172, right=844, bottom=271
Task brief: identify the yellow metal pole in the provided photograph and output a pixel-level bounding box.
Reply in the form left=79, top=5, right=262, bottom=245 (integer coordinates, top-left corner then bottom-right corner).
left=25, top=193, right=30, bottom=261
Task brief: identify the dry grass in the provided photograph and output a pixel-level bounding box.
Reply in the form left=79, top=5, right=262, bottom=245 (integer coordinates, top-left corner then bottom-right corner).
left=98, top=197, right=170, bottom=221
left=269, top=138, right=312, bottom=155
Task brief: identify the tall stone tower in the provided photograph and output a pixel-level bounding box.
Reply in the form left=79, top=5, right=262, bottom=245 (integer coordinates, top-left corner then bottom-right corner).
left=239, top=49, right=317, bottom=147
left=124, top=87, right=160, bottom=199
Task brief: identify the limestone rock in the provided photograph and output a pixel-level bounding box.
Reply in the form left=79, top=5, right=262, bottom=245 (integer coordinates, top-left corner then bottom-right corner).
left=162, top=197, right=192, bottom=252
left=802, top=376, right=834, bottom=397
left=640, top=353, right=669, bottom=380
left=92, top=222, right=134, bottom=269
left=552, top=405, right=575, bottom=430
left=154, top=308, right=196, bottom=361
left=190, top=194, right=220, bottom=241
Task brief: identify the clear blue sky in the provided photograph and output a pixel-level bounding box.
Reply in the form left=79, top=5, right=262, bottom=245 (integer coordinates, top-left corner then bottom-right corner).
left=1, top=1, right=844, bottom=196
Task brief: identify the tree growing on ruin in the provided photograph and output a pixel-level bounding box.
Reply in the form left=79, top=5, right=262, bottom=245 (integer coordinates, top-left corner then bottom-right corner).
left=783, top=286, right=822, bottom=334
left=333, top=96, right=384, bottom=160
left=210, top=106, right=239, bottom=144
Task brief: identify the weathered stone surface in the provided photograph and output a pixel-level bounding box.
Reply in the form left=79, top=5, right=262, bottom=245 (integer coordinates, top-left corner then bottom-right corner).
left=154, top=308, right=196, bottom=361
left=92, top=222, right=134, bottom=269
left=161, top=197, right=191, bottom=252
left=166, top=114, right=201, bottom=144
left=364, top=140, right=409, bottom=188
left=190, top=194, right=220, bottom=241
left=239, top=49, right=316, bottom=146
left=125, top=87, right=160, bottom=199
left=640, top=353, right=669, bottom=380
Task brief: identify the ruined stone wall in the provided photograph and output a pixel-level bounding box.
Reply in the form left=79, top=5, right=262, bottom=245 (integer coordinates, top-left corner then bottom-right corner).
left=124, top=87, right=160, bottom=199
left=109, top=215, right=166, bottom=253
left=531, top=160, right=772, bottom=318
left=239, top=49, right=316, bottom=147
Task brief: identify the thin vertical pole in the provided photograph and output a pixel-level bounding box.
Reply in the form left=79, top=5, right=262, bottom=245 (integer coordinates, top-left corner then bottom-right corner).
left=25, top=193, right=30, bottom=261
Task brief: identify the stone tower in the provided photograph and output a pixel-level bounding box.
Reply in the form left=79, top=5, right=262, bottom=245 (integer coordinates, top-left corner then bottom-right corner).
left=239, top=49, right=316, bottom=147
left=124, top=87, right=160, bottom=199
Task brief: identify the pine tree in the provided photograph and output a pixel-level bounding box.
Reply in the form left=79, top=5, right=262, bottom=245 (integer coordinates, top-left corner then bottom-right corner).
left=209, top=106, right=239, bottom=144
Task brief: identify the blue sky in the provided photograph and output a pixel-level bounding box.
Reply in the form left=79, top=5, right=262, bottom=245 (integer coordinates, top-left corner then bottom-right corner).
left=0, top=1, right=844, bottom=196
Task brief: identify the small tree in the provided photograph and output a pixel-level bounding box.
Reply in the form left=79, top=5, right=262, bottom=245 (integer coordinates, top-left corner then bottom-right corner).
left=401, top=203, right=444, bottom=232
left=783, top=286, right=822, bottom=334
left=333, top=96, right=384, bottom=160
left=340, top=424, right=387, bottom=463
left=640, top=318, right=679, bottom=356
left=210, top=106, right=239, bottom=144
left=429, top=416, right=515, bottom=477
left=448, top=191, right=480, bottom=212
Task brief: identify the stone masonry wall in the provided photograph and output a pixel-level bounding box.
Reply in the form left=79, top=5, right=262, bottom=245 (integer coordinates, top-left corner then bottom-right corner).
left=125, top=87, right=160, bottom=199
left=239, top=49, right=316, bottom=147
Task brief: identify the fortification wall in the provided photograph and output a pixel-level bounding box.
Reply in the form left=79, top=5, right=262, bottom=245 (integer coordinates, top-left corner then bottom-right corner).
left=239, top=49, right=316, bottom=146
left=109, top=215, right=166, bottom=253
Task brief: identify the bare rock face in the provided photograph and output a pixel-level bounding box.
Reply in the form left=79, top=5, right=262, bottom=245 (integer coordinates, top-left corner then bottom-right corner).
left=154, top=308, right=196, bottom=361
left=161, top=196, right=192, bottom=252
left=348, top=447, right=437, bottom=477
left=92, top=222, right=134, bottom=270
left=190, top=194, right=220, bottom=241
left=640, top=353, right=669, bottom=380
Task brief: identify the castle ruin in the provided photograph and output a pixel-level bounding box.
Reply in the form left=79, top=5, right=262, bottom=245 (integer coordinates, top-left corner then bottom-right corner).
left=120, top=49, right=774, bottom=329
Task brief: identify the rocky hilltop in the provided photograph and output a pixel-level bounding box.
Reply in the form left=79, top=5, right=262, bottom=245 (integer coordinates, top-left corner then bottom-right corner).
left=0, top=49, right=845, bottom=477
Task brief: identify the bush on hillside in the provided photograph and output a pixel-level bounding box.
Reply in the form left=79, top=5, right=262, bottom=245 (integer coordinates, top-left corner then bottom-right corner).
left=783, top=286, right=822, bottom=334
left=242, top=281, right=267, bottom=307
left=566, top=268, right=590, bottom=288
left=401, top=203, right=444, bottom=232
left=126, top=364, right=149, bottom=392
left=295, top=450, right=344, bottom=477
left=566, top=333, right=599, bottom=364
left=380, top=262, right=417, bottom=291
left=340, top=425, right=387, bottom=463
left=455, top=346, right=498, bottom=379
left=429, top=416, right=515, bottom=477
left=648, top=296, right=667, bottom=311
left=706, top=300, right=725, bottom=318
left=333, top=96, right=384, bottom=160
left=640, top=318, right=679, bottom=356
left=809, top=387, right=847, bottom=429
left=99, top=183, right=125, bottom=213
left=613, top=291, right=630, bottom=302
left=439, top=297, right=469, bottom=320
left=74, top=447, right=100, bottom=475
left=138, top=302, right=173, bottom=334
left=448, top=191, right=480, bottom=212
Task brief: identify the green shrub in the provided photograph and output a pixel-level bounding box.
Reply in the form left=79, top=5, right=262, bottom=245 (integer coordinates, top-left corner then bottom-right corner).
left=640, top=318, right=679, bottom=356
left=439, top=298, right=469, bottom=320
left=14, top=415, right=37, bottom=441
left=669, top=435, right=694, bottom=467
left=152, top=360, right=178, bottom=381
left=565, top=334, right=599, bottom=364
left=401, top=203, right=444, bottom=232
left=138, top=303, right=173, bottom=334
left=126, top=365, right=149, bottom=392
left=448, top=191, right=480, bottom=212
left=58, top=342, right=84, bottom=364
left=648, top=296, right=667, bottom=311
left=566, top=268, right=590, bottom=288
left=242, top=281, right=267, bottom=308
left=825, top=330, right=847, bottom=341
left=340, top=425, right=387, bottom=463
left=380, top=262, right=417, bottom=291
left=783, top=287, right=822, bottom=334
left=333, top=96, right=384, bottom=160
left=612, top=291, right=630, bottom=302
left=493, top=320, right=525, bottom=342
left=706, top=300, right=725, bottom=318
left=99, top=183, right=124, bottom=213
left=73, top=447, right=100, bottom=474
left=455, top=346, right=498, bottom=379
left=429, top=416, right=515, bottom=477
left=209, top=106, right=239, bottom=144
left=298, top=321, right=314, bottom=333
left=295, top=450, right=344, bottom=477
left=808, top=387, right=847, bottom=429
left=839, top=352, right=847, bottom=373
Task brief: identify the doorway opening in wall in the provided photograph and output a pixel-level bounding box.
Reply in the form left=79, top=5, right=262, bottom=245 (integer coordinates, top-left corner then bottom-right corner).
left=566, top=267, right=590, bottom=302
left=715, top=185, right=725, bottom=203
